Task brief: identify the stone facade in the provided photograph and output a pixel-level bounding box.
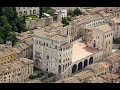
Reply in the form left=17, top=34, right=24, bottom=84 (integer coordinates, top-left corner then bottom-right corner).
left=16, top=7, right=39, bottom=16
left=0, top=58, right=34, bottom=83
left=33, top=30, right=72, bottom=74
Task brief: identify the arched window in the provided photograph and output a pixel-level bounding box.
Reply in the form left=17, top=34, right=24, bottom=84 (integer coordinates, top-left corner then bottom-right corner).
left=30, top=10, right=32, bottom=15
left=89, top=57, right=93, bottom=65
left=19, top=11, right=22, bottom=16
left=24, top=11, right=27, bottom=16
left=58, top=65, right=61, bottom=73
left=84, top=59, right=88, bottom=68
left=33, top=9, right=36, bottom=14
left=47, top=55, right=49, bottom=59
left=72, top=64, right=77, bottom=74
left=78, top=62, right=82, bottom=70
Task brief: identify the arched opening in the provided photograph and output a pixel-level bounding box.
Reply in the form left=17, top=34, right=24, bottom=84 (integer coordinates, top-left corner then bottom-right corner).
left=19, top=11, right=22, bottom=16
left=72, top=64, right=77, bottom=74
left=89, top=57, right=93, bottom=65
left=33, top=9, right=36, bottom=14
left=84, top=59, right=88, bottom=68
left=30, top=10, right=32, bottom=15
left=78, top=62, right=82, bottom=71
left=58, top=65, right=61, bottom=73
left=24, top=11, right=27, bottom=16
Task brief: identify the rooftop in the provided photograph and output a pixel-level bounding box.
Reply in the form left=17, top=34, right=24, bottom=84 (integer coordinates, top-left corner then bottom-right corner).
left=111, top=17, right=120, bottom=23
left=0, top=47, right=19, bottom=58
left=16, top=31, right=34, bottom=41
left=106, top=52, right=120, bottom=63
left=71, top=14, right=102, bottom=25
left=88, top=76, right=107, bottom=83
left=96, top=24, right=112, bottom=32
left=34, top=30, right=67, bottom=43
left=0, top=58, right=34, bottom=75
left=98, top=10, right=113, bottom=17
left=72, top=41, right=100, bottom=63
left=100, top=73, right=120, bottom=81
left=63, top=77, right=80, bottom=83
left=85, top=61, right=111, bottom=73
left=15, top=42, right=29, bottom=51
left=73, top=70, right=95, bottom=80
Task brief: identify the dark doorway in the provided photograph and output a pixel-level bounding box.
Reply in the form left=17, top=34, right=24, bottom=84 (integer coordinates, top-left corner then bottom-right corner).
left=84, top=59, right=88, bottom=68
left=78, top=62, right=82, bottom=71
left=89, top=57, right=93, bottom=65
left=72, top=64, right=77, bottom=74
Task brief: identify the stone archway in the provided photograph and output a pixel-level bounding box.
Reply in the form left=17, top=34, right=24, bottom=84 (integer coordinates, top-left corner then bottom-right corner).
left=84, top=59, right=88, bottom=68
left=72, top=64, right=77, bottom=74
left=78, top=62, right=82, bottom=71
left=89, top=57, right=93, bottom=65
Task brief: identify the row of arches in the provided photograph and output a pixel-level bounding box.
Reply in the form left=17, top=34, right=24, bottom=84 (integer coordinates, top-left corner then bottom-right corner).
left=72, top=57, right=93, bottom=74
left=19, top=9, right=37, bottom=16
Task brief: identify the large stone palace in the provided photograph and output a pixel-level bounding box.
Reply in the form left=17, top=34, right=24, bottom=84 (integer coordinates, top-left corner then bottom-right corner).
left=33, top=7, right=120, bottom=80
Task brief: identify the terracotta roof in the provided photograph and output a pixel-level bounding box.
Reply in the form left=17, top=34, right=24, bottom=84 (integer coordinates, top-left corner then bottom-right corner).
left=63, top=77, right=80, bottom=83
left=0, top=58, right=34, bottom=75
left=73, top=70, right=95, bottom=80
left=0, top=47, right=18, bottom=58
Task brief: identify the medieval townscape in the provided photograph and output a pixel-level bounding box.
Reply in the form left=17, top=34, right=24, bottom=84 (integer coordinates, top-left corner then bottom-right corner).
left=0, top=7, right=120, bottom=83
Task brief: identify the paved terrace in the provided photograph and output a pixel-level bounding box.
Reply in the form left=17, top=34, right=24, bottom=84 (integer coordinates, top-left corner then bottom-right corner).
left=72, top=41, right=99, bottom=63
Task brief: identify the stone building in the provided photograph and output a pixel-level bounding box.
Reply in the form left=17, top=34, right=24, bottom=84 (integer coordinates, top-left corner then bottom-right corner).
left=33, top=29, right=72, bottom=74
left=105, top=52, right=120, bottom=73
left=85, top=61, right=112, bottom=76
left=55, top=9, right=67, bottom=22
left=0, top=46, right=19, bottom=65
left=16, top=7, right=39, bottom=16
left=15, top=31, right=34, bottom=59
left=110, top=17, right=120, bottom=39
left=0, top=58, right=34, bottom=83
left=36, top=16, right=53, bottom=28
left=84, top=24, right=113, bottom=57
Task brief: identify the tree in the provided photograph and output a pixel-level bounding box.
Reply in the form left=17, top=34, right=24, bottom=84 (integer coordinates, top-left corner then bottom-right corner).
left=0, top=33, right=3, bottom=44
left=3, top=7, right=14, bottom=22
left=67, top=9, right=74, bottom=17
left=9, top=32, right=16, bottom=46
left=0, top=7, right=27, bottom=45
left=0, top=16, right=8, bottom=26
left=0, top=7, right=3, bottom=16
left=73, top=8, right=82, bottom=16
left=62, top=17, right=69, bottom=27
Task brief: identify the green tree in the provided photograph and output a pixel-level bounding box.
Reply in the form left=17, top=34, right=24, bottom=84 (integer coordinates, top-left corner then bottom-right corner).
left=73, top=8, right=82, bottom=16
left=0, top=33, right=3, bottom=44
left=62, top=17, right=69, bottom=27
left=9, top=32, right=16, bottom=46
left=67, top=9, right=74, bottom=17
left=3, top=7, right=14, bottom=22
left=0, top=7, right=3, bottom=16
left=0, top=16, right=8, bottom=26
